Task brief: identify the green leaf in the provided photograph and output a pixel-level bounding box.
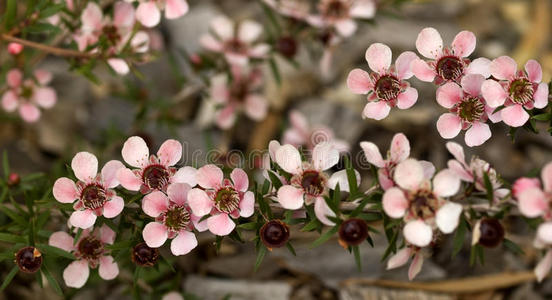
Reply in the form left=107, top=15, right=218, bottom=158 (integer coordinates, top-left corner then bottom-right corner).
left=451, top=215, right=467, bottom=258
left=4, top=0, right=17, bottom=30
left=2, top=151, right=9, bottom=179
left=350, top=195, right=372, bottom=217
left=42, top=265, right=63, bottom=296
left=267, top=171, right=283, bottom=191
left=37, top=244, right=75, bottom=260
left=0, top=266, right=18, bottom=291
left=23, top=22, right=61, bottom=34
left=352, top=246, right=361, bottom=271
left=39, top=4, right=64, bottom=19
left=381, top=229, right=399, bottom=262
left=285, top=242, right=296, bottom=256
left=483, top=172, right=494, bottom=204
left=254, top=245, right=267, bottom=272
left=0, top=205, right=27, bottom=225
left=238, top=222, right=259, bottom=230
left=268, top=58, right=281, bottom=86
left=503, top=238, right=524, bottom=255
left=0, top=233, right=26, bottom=243
left=344, top=156, right=358, bottom=197
left=533, top=113, right=551, bottom=121
left=311, top=226, right=338, bottom=248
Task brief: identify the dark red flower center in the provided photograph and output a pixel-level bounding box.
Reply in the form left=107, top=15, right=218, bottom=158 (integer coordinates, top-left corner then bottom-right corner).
left=338, top=218, right=369, bottom=246
left=409, top=190, right=439, bottom=220
left=508, top=78, right=534, bottom=105
left=436, top=56, right=464, bottom=81
left=162, top=206, right=191, bottom=231
left=230, top=81, right=249, bottom=103
left=478, top=218, right=504, bottom=248
left=131, top=242, right=159, bottom=267
left=276, top=36, right=298, bottom=58
left=375, top=75, right=401, bottom=101
left=15, top=247, right=42, bottom=273
left=103, top=25, right=121, bottom=44
left=260, top=220, right=290, bottom=249
left=457, top=97, right=485, bottom=123
left=78, top=236, right=104, bottom=260
left=81, top=184, right=107, bottom=210
left=300, top=170, right=326, bottom=197
left=224, top=38, right=247, bottom=54
left=322, top=0, right=349, bottom=19
left=21, top=85, right=34, bottom=99
left=214, top=187, right=240, bottom=213
left=142, top=164, right=170, bottom=191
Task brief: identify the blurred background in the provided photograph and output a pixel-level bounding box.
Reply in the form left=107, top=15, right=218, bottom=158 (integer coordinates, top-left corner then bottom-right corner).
left=1, top=0, right=552, bottom=299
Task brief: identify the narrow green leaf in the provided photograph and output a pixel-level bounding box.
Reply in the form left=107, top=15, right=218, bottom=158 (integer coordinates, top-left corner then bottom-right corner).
left=0, top=266, right=18, bottom=291
left=268, top=58, right=281, bottom=85
left=503, top=238, right=524, bottom=255
left=254, top=245, right=267, bottom=272
left=4, top=0, right=17, bottom=30
left=285, top=242, right=296, bottom=256
left=344, top=156, right=358, bottom=197
left=451, top=215, right=467, bottom=258
left=42, top=265, right=63, bottom=296
left=37, top=244, right=75, bottom=260
left=311, top=226, right=338, bottom=248
left=381, top=229, right=399, bottom=262
left=2, top=151, right=9, bottom=179
left=267, top=171, right=283, bottom=191
left=0, top=233, right=26, bottom=243
left=352, top=246, right=361, bottom=271
left=533, top=113, right=551, bottom=121
left=483, top=172, right=494, bottom=204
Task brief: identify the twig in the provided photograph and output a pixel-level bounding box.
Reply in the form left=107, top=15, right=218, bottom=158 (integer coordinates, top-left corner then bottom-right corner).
left=1, top=34, right=95, bottom=58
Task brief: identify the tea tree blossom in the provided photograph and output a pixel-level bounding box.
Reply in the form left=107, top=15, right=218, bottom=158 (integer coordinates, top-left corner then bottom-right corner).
left=7, top=43, right=23, bottom=55
left=411, top=27, right=490, bottom=84
left=386, top=246, right=424, bottom=280
left=1, top=69, right=57, bottom=123
left=435, top=74, right=500, bottom=146
left=382, top=159, right=462, bottom=247
left=513, top=162, right=552, bottom=281
left=117, top=136, right=197, bottom=194
left=142, top=183, right=206, bottom=255
left=347, top=43, right=419, bottom=120
left=209, top=66, right=268, bottom=129
left=262, top=0, right=311, bottom=20
left=445, top=141, right=508, bottom=202
left=306, top=0, right=376, bottom=37
left=53, top=152, right=125, bottom=229
left=125, top=0, right=189, bottom=28
left=200, top=15, right=270, bottom=66
left=74, top=2, right=150, bottom=74
left=49, top=225, right=119, bottom=288
left=188, top=165, right=255, bottom=236
left=273, top=142, right=359, bottom=225
left=283, top=110, right=349, bottom=152
left=481, top=56, right=549, bottom=127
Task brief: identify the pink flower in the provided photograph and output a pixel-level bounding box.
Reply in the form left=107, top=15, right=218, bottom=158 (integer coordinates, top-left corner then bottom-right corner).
left=48, top=224, right=119, bottom=288
left=53, top=152, right=124, bottom=229
left=481, top=56, right=549, bottom=127
left=1, top=68, right=57, bottom=123
left=435, top=74, right=501, bottom=147
left=446, top=141, right=508, bottom=201
left=283, top=110, right=350, bottom=152
left=514, top=162, right=552, bottom=281
left=411, top=27, right=490, bottom=84
left=361, top=133, right=419, bottom=191
left=262, top=0, right=311, bottom=20
left=306, top=0, right=376, bottom=37
left=273, top=142, right=359, bottom=226
left=386, top=246, right=424, bottom=280
left=74, top=2, right=150, bottom=74
left=7, top=43, right=23, bottom=55
left=200, top=15, right=270, bottom=66
left=187, top=165, right=255, bottom=236
left=117, top=136, right=197, bottom=194
left=142, top=183, right=205, bottom=255
left=382, top=159, right=462, bottom=247
left=128, top=0, right=189, bottom=28
left=347, top=43, right=419, bottom=120
left=210, top=66, right=268, bottom=129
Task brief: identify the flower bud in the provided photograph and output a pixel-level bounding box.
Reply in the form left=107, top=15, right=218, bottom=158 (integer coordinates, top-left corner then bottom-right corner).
left=8, top=43, right=23, bottom=55
left=338, top=218, right=368, bottom=247
left=477, top=218, right=504, bottom=248
left=276, top=36, right=297, bottom=58
left=7, top=172, right=20, bottom=186
left=131, top=242, right=159, bottom=267
left=260, top=220, right=290, bottom=249
left=15, top=247, right=42, bottom=273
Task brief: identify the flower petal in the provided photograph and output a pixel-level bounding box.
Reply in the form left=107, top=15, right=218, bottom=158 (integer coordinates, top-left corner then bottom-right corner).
left=101, top=160, right=124, bottom=189
left=211, top=15, right=234, bottom=40
left=466, top=57, right=491, bottom=78
left=490, top=56, right=517, bottom=80
left=71, top=152, right=98, bottom=183
left=415, top=27, right=443, bottom=59
left=277, top=185, right=304, bottom=210
left=525, top=59, right=542, bottom=83
left=69, top=210, right=97, bottom=229
left=465, top=122, right=491, bottom=147
left=172, top=166, right=197, bottom=187
left=362, top=101, right=391, bottom=120
left=98, top=256, right=119, bottom=280
left=121, top=136, right=149, bottom=168
left=116, top=168, right=142, bottom=191
left=408, top=252, right=424, bottom=281
left=537, top=222, right=552, bottom=245
left=436, top=202, right=463, bottom=233
left=196, top=164, right=223, bottom=189
left=143, top=222, right=168, bottom=248
left=187, top=188, right=214, bottom=216
left=403, top=220, right=433, bottom=247
left=518, top=187, right=548, bottom=218
left=312, top=142, right=339, bottom=171
left=239, top=191, right=255, bottom=217
left=346, top=69, right=372, bottom=94
left=53, top=177, right=78, bottom=203
left=436, top=113, right=462, bottom=139
left=244, top=94, right=268, bottom=121
left=533, top=83, right=549, bottom=109
left=382, top=187, right=408, bottom=218
left=103, top=196, right=124, bottom=218
left=171, top=231, right=197, bottom=256
left=207, top=213, right=235, bottom=236
left=275, top=144, right=302, bottom=174
left=359, top=141, right=385, bottom=168
left=314, top=197, right=336, bottom=226
left=436, top=82, right=462, bottom=109
left=63, top=260, right=89, bottom=288
left=167, top=183, right=191, bottom=206
left=165, top=0, right=189, bottom=19
left=501, top=104, right=529, bottom=127
left=387, top=247, right=412, bottom=269
left=136, top=2, right=161, bottom=27
left=390, top=133, right=410, bottom=163
left=394, top=159, right=424, bottom=190
left=33, top=87, right=57, bottom=108
left=433, top=169, right=461, bottom=197
left=238, top=20, right=262, bottom=43
left=535, top=250, right=552, bottom=282
left=48, top=231, right=76, bottom=252
left=396, top=87, right=418, bottom=109
left=365, top=43, right=392, bottom=73
left=157, top=139, right=182, bottom=167
left=411, top=58, right=435, bottom=82
left=461, top=73, right=484, bottom=97
left=395, top=51, right=418, bottom=80
left=481, top=79, right=507, bottom=107
left=451, top=30, right=476, bottom=57
left=328, top=169, right=361, bottom=193
left=542, top=163, right=552, bottom=192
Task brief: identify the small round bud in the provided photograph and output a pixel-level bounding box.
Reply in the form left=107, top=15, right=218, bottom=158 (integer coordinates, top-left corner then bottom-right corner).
left=478, top=218, right=504, bottom=248
left=276, top=36, right=297, bottom=58
left=131, top=242, right=159, bottom=267
left=7, top=43, right=23, bottom=55
left=7, top=172, right=20, bottom=187
left=260, top=220, right=290, bottom=249
left=190, top=53, right=202, bottom=66
left=15, top=247, right=42, bottom=273
left=338, top=218, right=368, bottom=247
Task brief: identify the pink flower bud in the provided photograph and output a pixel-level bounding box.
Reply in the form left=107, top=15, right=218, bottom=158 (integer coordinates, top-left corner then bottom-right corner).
left=7, top=43, right=23, bottom=55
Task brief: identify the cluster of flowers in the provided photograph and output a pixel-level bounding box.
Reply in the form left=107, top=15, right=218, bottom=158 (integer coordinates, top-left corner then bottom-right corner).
left=347, top=28, right=550, bottom=147
left=1, top=0, right=190, bottom=123
left=50, top=136, right=254, bottom=287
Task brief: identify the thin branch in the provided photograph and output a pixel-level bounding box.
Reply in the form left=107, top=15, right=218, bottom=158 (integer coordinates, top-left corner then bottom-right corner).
left=1, top=34, right=95, bottom=58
